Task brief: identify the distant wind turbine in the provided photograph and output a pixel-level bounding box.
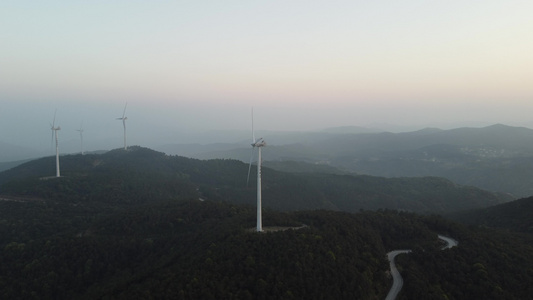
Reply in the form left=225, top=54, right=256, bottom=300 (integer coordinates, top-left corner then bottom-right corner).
left=50, top=111, right=61, bottom=177
left=76, top=121, right=84, bottom=155
left=246, top=108, right=266, bottom=232
left=117, top=102, right=128, bottom=150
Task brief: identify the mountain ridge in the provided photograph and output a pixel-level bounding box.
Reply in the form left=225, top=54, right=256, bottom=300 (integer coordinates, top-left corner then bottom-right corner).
left=154, top=124, right=533, bottom=197
left=0, top=146, right=511, bottom=214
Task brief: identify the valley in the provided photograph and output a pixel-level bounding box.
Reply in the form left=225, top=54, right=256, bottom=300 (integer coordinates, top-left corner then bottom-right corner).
left=159, top=124, right=533, bottom=198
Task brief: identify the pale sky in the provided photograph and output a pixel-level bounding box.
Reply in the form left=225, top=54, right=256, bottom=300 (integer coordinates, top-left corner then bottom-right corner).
left=1, top=1, right=532, bottom=151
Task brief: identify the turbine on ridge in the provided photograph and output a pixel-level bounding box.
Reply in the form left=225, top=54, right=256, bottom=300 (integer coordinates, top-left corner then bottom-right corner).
left=76, top=121, right=84, bottom=155
left=50, top=111, right=61, bottom=177
left=117, top=102, right=128, bottom=150
left=246, top=108, right=266, bottom=232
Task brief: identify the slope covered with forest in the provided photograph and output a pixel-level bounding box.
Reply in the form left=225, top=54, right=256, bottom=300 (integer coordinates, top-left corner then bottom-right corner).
left=0, top=147, right=510, bottom=215
left=396, top=222, right=533, bottom=299
left=447, top=196, right=533, bottom=234
left=1, top=147, right=533, bottom=299
left=0, top=195, right=460, bottom=299
left=1, top=189, right=533, bottom=299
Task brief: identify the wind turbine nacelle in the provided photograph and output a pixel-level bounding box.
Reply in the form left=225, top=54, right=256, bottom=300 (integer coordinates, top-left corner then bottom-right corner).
left=252, top=139, right=266, bottom=147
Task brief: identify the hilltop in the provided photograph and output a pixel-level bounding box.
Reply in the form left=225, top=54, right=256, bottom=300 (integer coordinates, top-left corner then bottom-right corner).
left=0, top=146, right=510, bottom=214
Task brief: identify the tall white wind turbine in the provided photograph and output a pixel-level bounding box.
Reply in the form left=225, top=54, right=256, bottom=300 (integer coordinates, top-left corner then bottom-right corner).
left=117, top=102, right=128, bottom=150
left=76, top=122, right=84, bottom=155
left=50, top=111, right=61, bottom=177
left=247, top=108, right=266, bottom=232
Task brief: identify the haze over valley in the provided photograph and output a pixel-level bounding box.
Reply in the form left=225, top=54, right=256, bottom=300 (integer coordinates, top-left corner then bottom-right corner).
left=158, top=123, right=533, bottom=198
left=2, top=1, right=533, bottom=156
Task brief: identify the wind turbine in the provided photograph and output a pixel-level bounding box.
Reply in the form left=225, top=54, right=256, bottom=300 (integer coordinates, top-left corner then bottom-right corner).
left=247, top=108, right=266, bottom=232
left=76, top=121, right=84, bottom=155
left=50, top=111, right=61, bottom=177
left=117, top=102, right=128, bottom=150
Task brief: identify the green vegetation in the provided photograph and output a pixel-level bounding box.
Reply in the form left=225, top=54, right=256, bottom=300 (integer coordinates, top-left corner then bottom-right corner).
left=448, top=196, right=533, bottom=234
left=0, top=147, right=508, bottom=214
left=0, top=192, right=437, bottom=298
left=397, top=224, right=533, bottom=299
left=0, top=146, right=532, bottom=299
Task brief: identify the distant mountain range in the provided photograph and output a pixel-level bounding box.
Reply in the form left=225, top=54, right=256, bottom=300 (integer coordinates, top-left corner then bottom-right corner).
left=3, top=123, right=533, bottom=198
left=157, top=124, right=533, bottom=198
left=0, top=141, right=44, bottom=163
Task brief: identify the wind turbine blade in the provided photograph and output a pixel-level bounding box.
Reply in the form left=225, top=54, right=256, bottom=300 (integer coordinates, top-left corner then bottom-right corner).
left=50, top=110, right=56, bottom=151
left=122, top=102, right=128, bottom=118
left=246, top=148, right=254, bottom=187
left=251, top=107, right=255, bottom=143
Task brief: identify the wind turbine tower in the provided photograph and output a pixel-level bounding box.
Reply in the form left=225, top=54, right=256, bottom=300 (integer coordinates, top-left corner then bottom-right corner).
left=76, top=122, right=84, bottom=155
left=247, top=109, right=266, bottom=232
left=50, top=112, right=61, bottom=177
left=117, top=102, right=128, bottom=150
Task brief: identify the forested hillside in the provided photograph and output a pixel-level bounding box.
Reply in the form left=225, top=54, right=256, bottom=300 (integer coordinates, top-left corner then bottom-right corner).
left=397, top=223, right=533, bottom=299
left=1, top=147, right=533, bottom=299
left=447, top=196, right=533, bottom=234
left=0, top=147, right=510, bottom=214
left=2, top=191, right=533, bottom=299
left=0, top=179, right=446, bottom=299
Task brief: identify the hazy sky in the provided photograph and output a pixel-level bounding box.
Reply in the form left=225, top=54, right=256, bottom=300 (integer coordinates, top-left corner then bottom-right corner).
left=1, top=1, right=532, bottom=150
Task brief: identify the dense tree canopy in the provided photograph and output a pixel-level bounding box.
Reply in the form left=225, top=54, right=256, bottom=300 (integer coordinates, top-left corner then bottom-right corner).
left=0, top=147, right=532, bottom=299
left=0, top=146, right=509, bottom=214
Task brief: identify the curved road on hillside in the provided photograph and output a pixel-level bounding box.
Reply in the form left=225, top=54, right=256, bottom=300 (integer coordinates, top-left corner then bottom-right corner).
left=385, top=235, right=457, bottom=300
left=385, top=250, right=411, bottom=300
left=438, top=235, right=458, bottom=249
